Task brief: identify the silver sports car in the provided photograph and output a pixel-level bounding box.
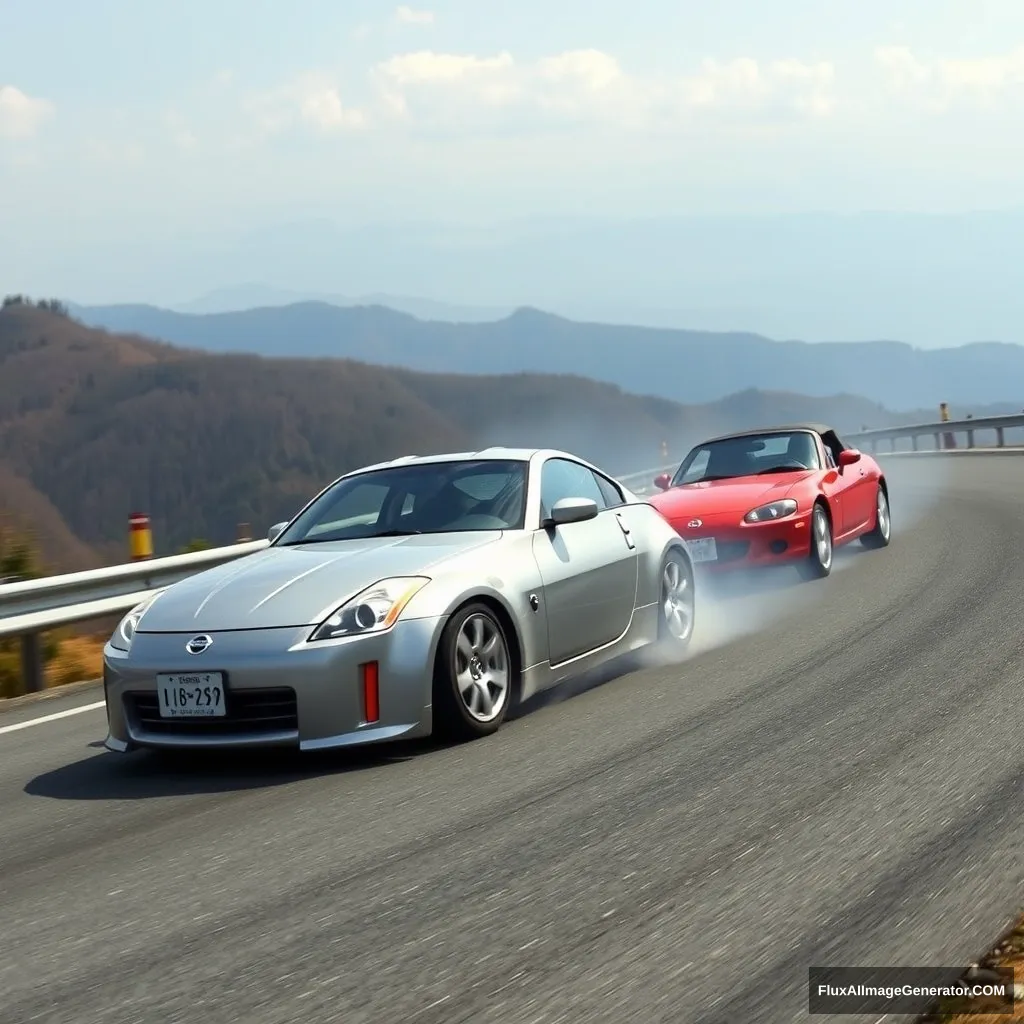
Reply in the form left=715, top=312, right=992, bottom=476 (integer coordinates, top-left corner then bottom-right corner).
left=102, top=448, right=696, bottom=753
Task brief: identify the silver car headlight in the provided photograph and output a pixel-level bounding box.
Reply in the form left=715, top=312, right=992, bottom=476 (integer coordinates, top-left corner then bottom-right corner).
left=744, top=499, right=798, bottom=524
left=309, top=576, right=430, bottom=642
left=110, top=594, right=160, bottom=651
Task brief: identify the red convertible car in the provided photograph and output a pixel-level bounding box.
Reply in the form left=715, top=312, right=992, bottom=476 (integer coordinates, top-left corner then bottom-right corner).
left=647, top=424, right=890, bottom=579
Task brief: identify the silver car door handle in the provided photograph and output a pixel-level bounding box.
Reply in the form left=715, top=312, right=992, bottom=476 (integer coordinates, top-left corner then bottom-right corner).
left=615, top=513, right=636, bottom=549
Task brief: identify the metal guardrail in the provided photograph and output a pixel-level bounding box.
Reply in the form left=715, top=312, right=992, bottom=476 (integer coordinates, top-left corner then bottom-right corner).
left=618, top=465, right=675, bottom=496
left=0, top=540, right=271, bottom=695
left=0, top=421, right=1018, bottom=696
left=0, top=539, right=270, bottom=632
left=845, top=413, right=1024, bottom=452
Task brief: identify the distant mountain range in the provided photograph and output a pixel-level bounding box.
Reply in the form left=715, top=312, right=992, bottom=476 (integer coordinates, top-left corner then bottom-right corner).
left=69, top=300, right=1024, bottom=412
left=46, top=212, right=1024, bottom=346
left=169, top=284, right=512, bottom=322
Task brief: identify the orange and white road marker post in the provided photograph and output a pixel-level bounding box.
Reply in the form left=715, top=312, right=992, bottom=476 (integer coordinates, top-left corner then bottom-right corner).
left=939, top=402, right=956, bottom=450
left=129, top=512, right=153, bottom=561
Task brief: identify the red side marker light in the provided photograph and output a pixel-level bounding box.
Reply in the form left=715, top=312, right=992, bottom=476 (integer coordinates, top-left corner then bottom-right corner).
left=361, top=661, right=379, bottom=723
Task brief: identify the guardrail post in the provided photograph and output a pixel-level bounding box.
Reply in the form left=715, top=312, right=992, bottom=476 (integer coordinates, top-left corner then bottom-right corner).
left=129, top=513, right=153, bottom=561
left=21, top=632, right=43, bottom=694
left=967, top=428, right=975, bottom=448
left=996, top=426, right=1005, bottom=447
left=911, top=434, right=919, bottom=451
left=237, top=522, right=252, bottom=543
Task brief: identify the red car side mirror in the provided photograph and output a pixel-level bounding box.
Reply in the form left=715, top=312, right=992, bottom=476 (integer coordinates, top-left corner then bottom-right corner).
left=653, top=473, right=671, bottom=491
left=838, top=448, right=862, bottom=466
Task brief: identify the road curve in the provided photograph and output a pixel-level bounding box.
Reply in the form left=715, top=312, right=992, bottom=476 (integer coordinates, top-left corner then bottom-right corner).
left=1, top=456, right=1022, bottom=1024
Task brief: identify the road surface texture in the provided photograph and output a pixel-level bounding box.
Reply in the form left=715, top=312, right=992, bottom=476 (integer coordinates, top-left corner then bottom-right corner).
left=1, top=455, right=1022, bottom=1024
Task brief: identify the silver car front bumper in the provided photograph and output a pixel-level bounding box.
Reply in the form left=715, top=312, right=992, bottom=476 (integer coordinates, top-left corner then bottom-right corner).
left=102, top=616, right=445, bottom=752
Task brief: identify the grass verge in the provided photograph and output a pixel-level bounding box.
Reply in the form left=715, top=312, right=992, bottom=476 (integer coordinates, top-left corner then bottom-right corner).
left=917, top=912, right=1024, bottom=1021
left=43, top=633, right=106, bottom=689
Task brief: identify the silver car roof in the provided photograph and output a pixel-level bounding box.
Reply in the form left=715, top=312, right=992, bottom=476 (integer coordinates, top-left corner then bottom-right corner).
left=343, top=447, right=615, bottom=480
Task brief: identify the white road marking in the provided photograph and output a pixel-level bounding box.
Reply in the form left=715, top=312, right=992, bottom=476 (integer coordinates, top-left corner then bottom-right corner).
left=0, top=700, right=105, bottom=736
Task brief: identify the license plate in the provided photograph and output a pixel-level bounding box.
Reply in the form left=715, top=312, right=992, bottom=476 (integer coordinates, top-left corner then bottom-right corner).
left=686, top=537, right=718, bottom=563
left=156, top=673, right=226, bottom=717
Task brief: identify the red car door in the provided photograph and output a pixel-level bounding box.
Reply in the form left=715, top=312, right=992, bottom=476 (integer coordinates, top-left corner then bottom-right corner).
left=817, top=460, right=850, bottom=536
left=819, top=431, right=875, bottom=538
left=828, top=450, right=874, bottom=536
left=844, top=453, right=878, bottom=533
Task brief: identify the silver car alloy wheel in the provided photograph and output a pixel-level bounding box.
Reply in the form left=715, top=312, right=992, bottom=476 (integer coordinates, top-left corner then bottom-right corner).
left=877, top=488, right=890, bottom=540
left=662, top=557, right=694, bottom=641
left=454, top=612, right=510, bottom=723
left=814, top=506, right=833, bottom=569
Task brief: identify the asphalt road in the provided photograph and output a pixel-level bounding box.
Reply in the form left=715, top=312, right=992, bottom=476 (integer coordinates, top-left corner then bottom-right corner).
left=2, top=455, right=1022, bottom=1024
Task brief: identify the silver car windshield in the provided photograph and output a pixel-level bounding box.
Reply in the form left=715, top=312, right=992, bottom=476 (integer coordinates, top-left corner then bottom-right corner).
left=277, top=459, right=530, bottom=544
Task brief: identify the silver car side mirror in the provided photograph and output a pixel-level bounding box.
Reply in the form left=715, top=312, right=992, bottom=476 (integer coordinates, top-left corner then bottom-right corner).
left=548, top=497, right=599, bottom=526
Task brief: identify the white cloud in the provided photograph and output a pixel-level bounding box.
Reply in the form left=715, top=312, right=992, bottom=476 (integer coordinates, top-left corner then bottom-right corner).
left=394, top=6, right=434, bottom=25
left=371, top=49, right=836, bottom=131
left=0, top=86, right=54, bottom=140
left=378, top=51, right=516, bottom=85
left=373, top=51, right=520, bottom=118
left=247, top=73, right=366, bottom=135
left=81, top=138, right=146, bottom=166
left=298, top=81, right=366, bottom=130
left=875, top=45, right=1024, bottom=108
left=680, top=57, right=835, bottom=117
left=165, top=112, right=198, bottom=151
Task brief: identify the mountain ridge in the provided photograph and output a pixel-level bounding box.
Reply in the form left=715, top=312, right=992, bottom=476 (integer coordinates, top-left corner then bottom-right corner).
left=50, top=211, right=1024, bottom=345
left=68, top=300, right=1024, bottom=411
left=76, top=298, right=1024, bottom=353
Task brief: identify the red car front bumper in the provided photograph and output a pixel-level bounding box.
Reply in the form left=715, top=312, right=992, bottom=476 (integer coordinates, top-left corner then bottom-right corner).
left=664, top=507, right=815, bottom=571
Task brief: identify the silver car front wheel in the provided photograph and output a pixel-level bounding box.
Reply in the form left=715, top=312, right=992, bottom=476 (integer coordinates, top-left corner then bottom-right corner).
left=433, top=603, right=514, bottom=740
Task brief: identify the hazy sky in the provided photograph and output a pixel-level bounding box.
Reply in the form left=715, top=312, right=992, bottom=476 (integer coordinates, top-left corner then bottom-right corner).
left=3, top=0, right=1024, bottom=307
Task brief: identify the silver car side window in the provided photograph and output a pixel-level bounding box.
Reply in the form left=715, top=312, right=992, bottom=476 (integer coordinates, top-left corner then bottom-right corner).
left=540, top=459, right=608, bottom=516
left=594, top=472, right=624, bottom=508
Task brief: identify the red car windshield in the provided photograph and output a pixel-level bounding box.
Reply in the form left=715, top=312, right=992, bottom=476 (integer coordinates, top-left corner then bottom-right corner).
left=672, top=431, right=822, bottom=485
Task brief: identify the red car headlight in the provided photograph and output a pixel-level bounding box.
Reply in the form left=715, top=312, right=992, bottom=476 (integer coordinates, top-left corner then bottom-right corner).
left=744, top=499, right=798, bottom=524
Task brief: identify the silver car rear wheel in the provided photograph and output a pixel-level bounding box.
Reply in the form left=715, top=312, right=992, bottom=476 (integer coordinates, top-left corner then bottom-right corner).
left=657, top=549, right=695, bottom=653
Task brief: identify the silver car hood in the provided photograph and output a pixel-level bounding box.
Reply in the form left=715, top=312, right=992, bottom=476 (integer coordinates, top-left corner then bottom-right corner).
left=137, top=532, right=503, bottom=633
